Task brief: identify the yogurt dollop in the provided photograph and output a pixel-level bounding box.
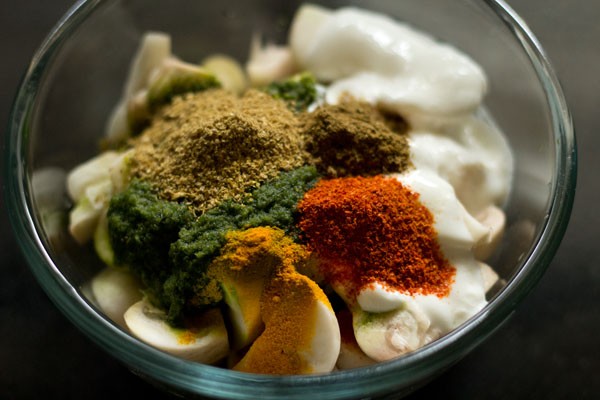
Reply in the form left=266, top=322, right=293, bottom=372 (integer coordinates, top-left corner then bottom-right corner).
left=409, top=115, right=513, bottom=216
left=290, top=5, right=488, bottom=130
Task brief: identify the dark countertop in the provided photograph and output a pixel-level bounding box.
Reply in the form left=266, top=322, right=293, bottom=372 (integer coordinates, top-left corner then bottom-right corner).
left=1, top=1, right=598, bottom=399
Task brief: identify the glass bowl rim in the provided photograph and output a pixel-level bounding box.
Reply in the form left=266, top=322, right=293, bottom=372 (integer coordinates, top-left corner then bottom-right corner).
left=4, top=0, right=576, bottom=398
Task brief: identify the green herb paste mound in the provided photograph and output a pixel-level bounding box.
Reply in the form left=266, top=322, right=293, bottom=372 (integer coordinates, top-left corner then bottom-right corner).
left=265, top=72, right=318, bottom=112
left=107, top=166, right=320, bottom=325
left=107, top=179, right=193, bottom=303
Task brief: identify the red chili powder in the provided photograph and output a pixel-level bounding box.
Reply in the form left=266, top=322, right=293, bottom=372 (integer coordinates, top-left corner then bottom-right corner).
left=297, top=175, right=455, bottom=300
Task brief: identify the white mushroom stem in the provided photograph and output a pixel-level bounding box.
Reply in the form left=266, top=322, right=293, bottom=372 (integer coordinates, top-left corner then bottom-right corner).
left=479, top=261, right=500, bottom=293
left=335, top=310, right=376, bottom=370
left=68, top=178, right=113, bottom=244
left=352, top=301, right=430, bottom=362
left=32, top=167, right=67, bottom=212
left=202, top=54, right=247, bottom=94
left=336, top=338, right=376, bottom=370
left=246, top=34, right=298, bottom=87
left=67, top=149, right=132, bottom=244
left=66, top=151, right=120, bottom=202
left=474, top=205, right=506, bottom=261
left=105, top=32, right=171, bottom=144
left=288, top=4, right=331, bottom=67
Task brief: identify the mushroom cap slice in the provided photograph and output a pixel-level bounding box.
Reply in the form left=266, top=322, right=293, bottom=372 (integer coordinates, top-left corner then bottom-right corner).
left=124, top=299, right=229, bottom=364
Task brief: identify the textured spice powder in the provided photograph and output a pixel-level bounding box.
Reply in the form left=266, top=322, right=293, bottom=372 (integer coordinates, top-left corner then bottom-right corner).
left=206, top=226, right=310, bottom=350
left=302, top=98, right=411, bottom=177
left=177, top=308, right=225, bottom=345
left=297, top=175, right=455, bottom=300
left=234, top=265, right=328, bottom=374
left=130, top=89, right=308, bottom=212
left=213, top=227, right=309, bottom=273
left=205, top=226, right=309, bottom=306
left=207, top=227, right=332, bottom=374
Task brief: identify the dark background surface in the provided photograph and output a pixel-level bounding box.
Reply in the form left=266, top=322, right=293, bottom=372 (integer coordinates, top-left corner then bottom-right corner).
left=1, top=1, right=598, bottom=399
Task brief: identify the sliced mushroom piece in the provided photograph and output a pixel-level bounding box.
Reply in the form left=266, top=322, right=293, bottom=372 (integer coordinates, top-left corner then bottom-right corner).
left=335, top=309, right=376, bottom=370
left=124, top=299, right=229, bottom=364
left=288, top=4, right=332, bottom=67
left=91, top=267, right=143, bottom=328
left=66, top=151, right=119, bottom=203
left=246, top=35, right=298, bottom=87
left=105, top=32, right=171, bottom=144
left=203, top=54, right=247, bottom=94
left=220, top=277, right=265, bottom=351
left=479, top=261, right=500, bottom=293
left=352, top=301, right=430, bottom=362
left=68, top=178, right=114, bottom=244
left=473, top=205, right=506, bottom=261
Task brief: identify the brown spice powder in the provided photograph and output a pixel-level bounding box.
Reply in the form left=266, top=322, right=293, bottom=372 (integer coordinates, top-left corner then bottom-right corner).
left=130, top=89, right=308, bottom=212
left=302, top=98, right=411, bottom=177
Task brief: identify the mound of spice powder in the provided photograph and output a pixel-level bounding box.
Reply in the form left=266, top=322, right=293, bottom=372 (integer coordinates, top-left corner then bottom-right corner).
left=302, top=98, right=411, bottom=178
left=297, top=175, right=455, bottom=300
left=130, top=88, right=308, bottom=212
left=235, top=259, right=332, bottom=375
left=203, top=226, right=310, bottom=315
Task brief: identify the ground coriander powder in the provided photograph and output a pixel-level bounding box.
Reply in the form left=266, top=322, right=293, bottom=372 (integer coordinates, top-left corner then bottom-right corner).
left=131, top=89, right=308, bottom=212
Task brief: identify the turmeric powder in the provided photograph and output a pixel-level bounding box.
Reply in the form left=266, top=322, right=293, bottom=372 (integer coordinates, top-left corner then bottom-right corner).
left=204, top=226, right=335, bottom=374
left=234, top=266, right=327, bottom=374
left=211, top=226, right=308, bottom=274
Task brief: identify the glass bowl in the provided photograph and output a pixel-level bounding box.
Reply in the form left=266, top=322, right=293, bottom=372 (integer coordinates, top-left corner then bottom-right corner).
left=4, top=0, right=576, bottom=398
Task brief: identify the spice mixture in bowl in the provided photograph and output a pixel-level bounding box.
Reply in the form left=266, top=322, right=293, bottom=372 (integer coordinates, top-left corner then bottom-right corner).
left=4, top=0, right=575, bottom=398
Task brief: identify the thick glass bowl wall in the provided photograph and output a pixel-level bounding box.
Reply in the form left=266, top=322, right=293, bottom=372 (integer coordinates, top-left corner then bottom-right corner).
left=5, top=0, right=575, bottom=398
